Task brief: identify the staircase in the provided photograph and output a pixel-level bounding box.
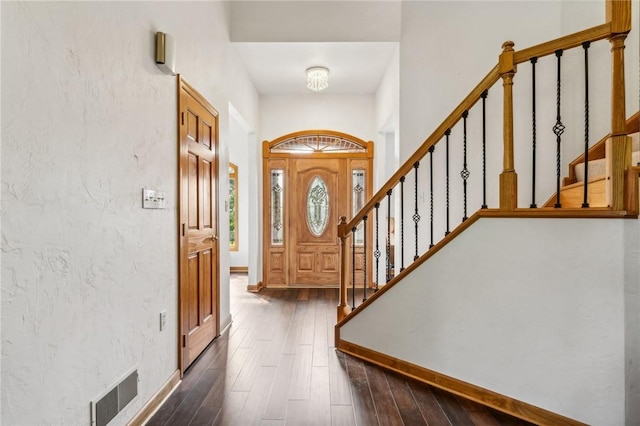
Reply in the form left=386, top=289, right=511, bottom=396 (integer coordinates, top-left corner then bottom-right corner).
left=550, top=113, right=640, bottom=208
left=335, top=1, right=637, bottom=425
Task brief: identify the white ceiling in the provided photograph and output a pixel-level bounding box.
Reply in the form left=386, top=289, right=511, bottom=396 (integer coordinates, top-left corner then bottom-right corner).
left=228, top=1, right=401, bottom=96
left=233, top=42, right=398, bottom=95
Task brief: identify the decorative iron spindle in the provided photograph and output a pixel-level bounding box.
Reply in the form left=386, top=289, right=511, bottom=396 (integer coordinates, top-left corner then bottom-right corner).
left=413, top=162, right=420, bottom=261
left=362, top=215, right=368, bottom=302
left=374, top=203, right=381, bottom=292
left=481, top=91, right=488, bottom=209
left=553, top=49, right=565, bottom=208
left=582, top=42, right=591, bottom=208
left=429, top=146, right=435, bottom=248
left=386, top=189, right=393, bottom=282
left=445, top=129, right=451, bottom=236
left=461, top=110, right=470, bottom=222
left=351, top=227, right=356, bottom=310
left=399, top=176, right=405, bottom=271
left=530, top=57, right=538, bottom=208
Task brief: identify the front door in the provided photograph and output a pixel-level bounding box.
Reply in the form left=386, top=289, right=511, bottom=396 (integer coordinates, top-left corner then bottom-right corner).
left=289, top=159, right=347, bottom=286
left=178, top=76, right=219, bottom=372
left=262, top=131, right=374, bottom=288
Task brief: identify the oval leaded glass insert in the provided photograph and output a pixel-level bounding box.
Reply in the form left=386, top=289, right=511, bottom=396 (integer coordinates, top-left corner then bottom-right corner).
left=306, top=176, right=329, bottom=236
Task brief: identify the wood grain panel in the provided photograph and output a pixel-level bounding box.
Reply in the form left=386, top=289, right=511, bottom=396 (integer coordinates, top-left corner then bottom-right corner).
left=322, top=252, right=338, bottom=271
left=298, top=253, right=314, bottom=271
left=187, top=110, right=198, bottom=141
left=202, top=120, right=212, bottom=149
left=270, top=251, right=285, bottom=272
left=203, top=160, right=212, bottom=229
left=188, top=154, right=199, bottom=230
left=187, top=254, right=199, bottom=331
left=202, top=250, right=212, bottom=318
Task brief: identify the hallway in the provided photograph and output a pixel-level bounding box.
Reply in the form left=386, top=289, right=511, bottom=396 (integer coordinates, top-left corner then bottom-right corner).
left=147, top=275, right=533, bottom=425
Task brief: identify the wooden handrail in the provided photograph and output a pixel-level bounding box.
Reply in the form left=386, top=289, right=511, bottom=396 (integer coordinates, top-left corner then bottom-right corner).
left=338, top=64, right=501, bottom=238
left=513, top=23, right=612, bottom=64
left=339, top=7, right=631, bottom=239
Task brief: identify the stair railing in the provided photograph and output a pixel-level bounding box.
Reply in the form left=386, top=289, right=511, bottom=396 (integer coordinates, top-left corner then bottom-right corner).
left=337, top=0, right=633, bottom=320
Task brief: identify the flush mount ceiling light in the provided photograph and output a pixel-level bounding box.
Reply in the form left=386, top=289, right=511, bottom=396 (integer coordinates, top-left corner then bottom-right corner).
left=306, top=66, right=329, bottom=92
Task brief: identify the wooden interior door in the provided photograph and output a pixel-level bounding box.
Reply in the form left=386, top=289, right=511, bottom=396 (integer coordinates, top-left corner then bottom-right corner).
left=289, top=158, right=347, bottom=286
left=178, top=76, right=219, bottom=372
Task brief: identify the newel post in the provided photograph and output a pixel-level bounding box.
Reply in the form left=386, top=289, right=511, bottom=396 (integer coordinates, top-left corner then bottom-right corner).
left=606, top=0, right=632, bottom=211
left=337, top=216, right=350, bottom=322
left=499, top=41, right=518, bottom=210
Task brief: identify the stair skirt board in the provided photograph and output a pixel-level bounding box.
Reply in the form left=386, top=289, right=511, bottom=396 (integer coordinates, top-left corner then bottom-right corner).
left=335, top=337, right=586, bottom=426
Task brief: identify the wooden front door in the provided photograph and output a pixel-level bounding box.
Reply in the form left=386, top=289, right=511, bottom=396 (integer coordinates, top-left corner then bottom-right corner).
left=290, top=159, right=347, bottom=286
left=263, top=131, right=374, bottom=288
left=178, top=76, right=219, bottom=372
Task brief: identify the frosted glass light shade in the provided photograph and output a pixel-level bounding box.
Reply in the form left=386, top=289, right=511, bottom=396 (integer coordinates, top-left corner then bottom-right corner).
left=306, top=67, right=329, bottom=92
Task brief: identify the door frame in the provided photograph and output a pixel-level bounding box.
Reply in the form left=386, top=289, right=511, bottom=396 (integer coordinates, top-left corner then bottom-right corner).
left=262, top=130, right=374, bottom=288
left=177, top=75, right=220, bottom=375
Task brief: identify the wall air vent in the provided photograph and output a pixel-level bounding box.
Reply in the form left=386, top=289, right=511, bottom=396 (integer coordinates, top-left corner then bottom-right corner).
left=91, top=368, right=138, bottom=426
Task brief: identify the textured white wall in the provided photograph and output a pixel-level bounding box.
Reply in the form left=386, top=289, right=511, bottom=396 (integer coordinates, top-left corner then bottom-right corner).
left=340, top=218, right=626, bottom=424
left=375, top=46, right=400, bottom=184
left=624, top=218, right=640, bottom=425
left=0, top=1, right=258, bottom=425
left=399, top=1, right=564, bottom=162
left=259, top=94, right=376, bottom=143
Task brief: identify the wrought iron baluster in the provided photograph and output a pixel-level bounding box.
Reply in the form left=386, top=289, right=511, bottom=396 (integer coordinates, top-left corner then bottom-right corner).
left=351, top=227, right=356, bottom=310
left=553, top=49, right=565, bottom=208
left=413, top=162, right=420, bottom=261
left=582, top=42, right=590, bottom=208
left=386, top=189, right=393, bottom=282
left=530, top=57, right=538, bottom=208
left=399, top=177, right=405, bottom=272
left=461, top=110, right=470, bottom=222
left=362, top=215, right=368, bottom=302
left=429, top=146, right=435, bottom=248
left=481, top=90, right=488, bottom=209
left=374, top=203, right=380, bottom=292
left=445, top=130, right=451, bottom=236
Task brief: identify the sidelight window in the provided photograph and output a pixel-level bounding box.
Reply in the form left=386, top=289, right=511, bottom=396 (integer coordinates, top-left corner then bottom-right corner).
left=271, top=170, right=285, bottom=245
left=229, top=163, right=238, bottom=251
left=352, top=170, right=365, bottom=245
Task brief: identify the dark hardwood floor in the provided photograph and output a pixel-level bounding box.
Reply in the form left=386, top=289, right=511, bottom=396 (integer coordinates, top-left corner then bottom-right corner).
left=147, top=274, right=534, bottom=426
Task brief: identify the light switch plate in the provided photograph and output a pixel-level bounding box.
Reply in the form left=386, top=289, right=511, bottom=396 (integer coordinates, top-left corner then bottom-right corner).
left=142, top=188, right=166, bottom=209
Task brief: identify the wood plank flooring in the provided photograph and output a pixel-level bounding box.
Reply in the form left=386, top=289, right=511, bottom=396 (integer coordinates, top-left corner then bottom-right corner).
left=147, top=274, right=534, bottom=426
